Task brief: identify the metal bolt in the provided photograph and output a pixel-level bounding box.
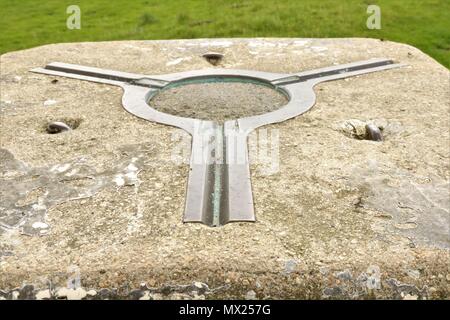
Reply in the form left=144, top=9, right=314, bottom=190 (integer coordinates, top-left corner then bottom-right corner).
left=47, top=121, right=72, bottom=134
left=365, top=124, right=382, bottom=141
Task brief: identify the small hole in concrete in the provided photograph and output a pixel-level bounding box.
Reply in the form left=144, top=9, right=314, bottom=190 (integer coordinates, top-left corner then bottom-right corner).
left=44, top=118, right=82, bottom=134
left=202, top=52, right=224, bottom=66
left=148, top=78, right=288, bottom=122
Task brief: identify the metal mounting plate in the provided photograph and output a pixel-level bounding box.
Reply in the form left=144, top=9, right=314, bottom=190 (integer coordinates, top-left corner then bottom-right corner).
left=31, top=58, right=405, bottom=226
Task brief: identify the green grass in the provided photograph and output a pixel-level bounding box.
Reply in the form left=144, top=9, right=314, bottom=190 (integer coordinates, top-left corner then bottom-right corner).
left=1, top=0, right=449, bottom=68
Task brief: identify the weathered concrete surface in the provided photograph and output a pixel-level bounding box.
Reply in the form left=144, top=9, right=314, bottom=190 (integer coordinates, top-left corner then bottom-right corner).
left=0, top=38, right=449, bottom=300
left=150, top=82, right=288, bottom=122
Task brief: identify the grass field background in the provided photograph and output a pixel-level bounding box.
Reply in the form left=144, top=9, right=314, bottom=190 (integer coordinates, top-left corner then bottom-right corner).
left=1, top=0, right=449, bottom=67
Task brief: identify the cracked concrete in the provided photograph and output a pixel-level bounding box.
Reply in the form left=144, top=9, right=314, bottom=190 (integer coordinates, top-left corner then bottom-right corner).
left=0, top=38, right=449, bottom=299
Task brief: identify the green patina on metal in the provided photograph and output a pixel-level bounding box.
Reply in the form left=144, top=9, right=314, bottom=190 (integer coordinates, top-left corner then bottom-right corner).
left=211, top=125, right=224, bottom=227
left=149, top=76, right=289, bottom=100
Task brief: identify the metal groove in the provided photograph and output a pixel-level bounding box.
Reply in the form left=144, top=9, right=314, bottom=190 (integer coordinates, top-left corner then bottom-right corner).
left=211, top=125, right=224, bottom=227
left=272, top=59, right=394, bottom=85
